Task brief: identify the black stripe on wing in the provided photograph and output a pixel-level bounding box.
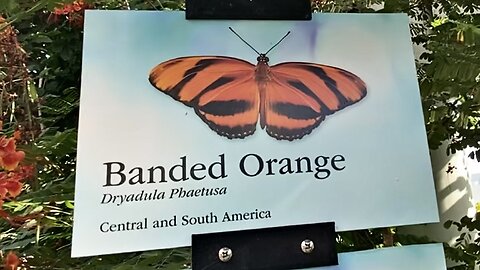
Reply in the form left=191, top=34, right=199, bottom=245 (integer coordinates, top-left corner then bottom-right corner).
left=285, top=80, right=332, bottom=115
left=200, top=100, right=254, bottom=116
left=271, top=103, right=319, bottom=120
left=303, top=66, right=350, bottom=106
left=188, top=72, right=258, bottom=139
left=190, top=76, right=236, bottom=105
left=168, top=59, right=220, bottom=98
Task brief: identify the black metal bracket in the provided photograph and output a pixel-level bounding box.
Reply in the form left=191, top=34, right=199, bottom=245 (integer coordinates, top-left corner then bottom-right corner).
left=186, top=0, right=312, bottom=20
left=191, top=222, right=337, bottom=270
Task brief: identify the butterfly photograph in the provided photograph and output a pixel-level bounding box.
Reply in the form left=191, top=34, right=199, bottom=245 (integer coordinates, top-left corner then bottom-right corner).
left=149, top=27, right=367, bottom=141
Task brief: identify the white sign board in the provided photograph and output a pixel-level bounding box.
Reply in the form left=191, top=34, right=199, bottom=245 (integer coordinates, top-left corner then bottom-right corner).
left=72, top=11, right=439, bottom=257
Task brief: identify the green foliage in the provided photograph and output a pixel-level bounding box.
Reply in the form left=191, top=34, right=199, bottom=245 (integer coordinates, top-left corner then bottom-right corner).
left=444, top=216, right=480, bottom=270
left=1, top=0, right=189, bottom=268
left=413, top=4, right=480, bottom=153
left=337, top=228, right=388, bottom=252
left=0, top=0, right=479, bottom=268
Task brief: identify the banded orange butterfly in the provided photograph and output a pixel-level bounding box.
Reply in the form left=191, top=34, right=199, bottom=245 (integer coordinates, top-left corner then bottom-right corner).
left=149, top=28, right=367, bottom=141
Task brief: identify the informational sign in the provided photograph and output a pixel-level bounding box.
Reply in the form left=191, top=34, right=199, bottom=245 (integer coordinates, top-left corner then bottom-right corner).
left=72, top=11, right=439, bottom=257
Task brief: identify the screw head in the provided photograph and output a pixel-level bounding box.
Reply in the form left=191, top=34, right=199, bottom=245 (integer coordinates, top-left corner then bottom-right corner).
left=218, top=247, right=233, bottom=262
left=301, top=239, right=315, bottom=254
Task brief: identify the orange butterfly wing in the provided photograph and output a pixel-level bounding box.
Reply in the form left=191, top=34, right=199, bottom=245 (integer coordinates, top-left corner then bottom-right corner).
left=149, top=56, right=260, bottom=139
left=263, top=62, right=367, bottom=140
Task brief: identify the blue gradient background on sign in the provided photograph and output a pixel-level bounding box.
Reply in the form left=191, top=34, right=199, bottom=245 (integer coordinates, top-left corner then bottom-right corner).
left=320, top=244, right=446, bottom=270
left=73, top=11, right=439, bottom=257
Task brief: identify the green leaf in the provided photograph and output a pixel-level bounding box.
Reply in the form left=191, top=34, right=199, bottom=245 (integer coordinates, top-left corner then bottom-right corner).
left=65, top=200, right=74, bottom=209
left=432, top=18, right=448, bottom=28
left=445, top=220, right=453, bottom=229
left=19, top=174, right=75, bottom=202
left=27, top=79, right=39, bottom=101
left=0, top=0, right=19, bottom=13
left=383, top=0, right=409, bottom=12
left=30, top=34, right=53, bottom=44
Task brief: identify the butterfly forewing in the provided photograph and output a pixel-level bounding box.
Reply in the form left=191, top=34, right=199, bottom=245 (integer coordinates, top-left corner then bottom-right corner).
left=271, top=63, right=367, bottom=112
left=149, top=56, right=261, bottom=139
left=262, top=63, right=367, bottom=140
left=150, top=56, right=254, bottom=102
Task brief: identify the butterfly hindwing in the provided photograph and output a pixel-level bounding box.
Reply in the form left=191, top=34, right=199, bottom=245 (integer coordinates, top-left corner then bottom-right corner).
left=263, top=62, right=367, bottom=140
left=149, top=56, right=260, bottom=139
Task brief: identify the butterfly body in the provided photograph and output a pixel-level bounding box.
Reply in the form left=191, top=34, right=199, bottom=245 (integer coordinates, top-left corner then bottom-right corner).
left=254, top=54, right=271, bottom=82
left=149, top=55, right=367, bottom=141
left=255, top=54, right=271, bottom=130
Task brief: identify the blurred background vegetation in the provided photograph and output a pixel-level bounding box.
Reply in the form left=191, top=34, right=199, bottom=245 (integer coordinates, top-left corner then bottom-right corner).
left=0, top=0, right=479, bottom=269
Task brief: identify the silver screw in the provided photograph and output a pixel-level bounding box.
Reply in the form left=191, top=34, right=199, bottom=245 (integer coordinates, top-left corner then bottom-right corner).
left=301, top=239, right=315, bottom=254
left=218, top=247, right=233, bottom=262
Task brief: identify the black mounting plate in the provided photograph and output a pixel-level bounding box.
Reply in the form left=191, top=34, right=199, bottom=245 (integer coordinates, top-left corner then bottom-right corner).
left=191, top=222, right=337, bottom=270
left=186, top=0, right=312, bottom=20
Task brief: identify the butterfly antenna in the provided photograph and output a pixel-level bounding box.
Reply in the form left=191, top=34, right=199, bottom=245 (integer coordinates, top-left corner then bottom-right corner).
left=229, top=27, right=261, bottom=55
left=265, top=31, right=291, bottom=55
